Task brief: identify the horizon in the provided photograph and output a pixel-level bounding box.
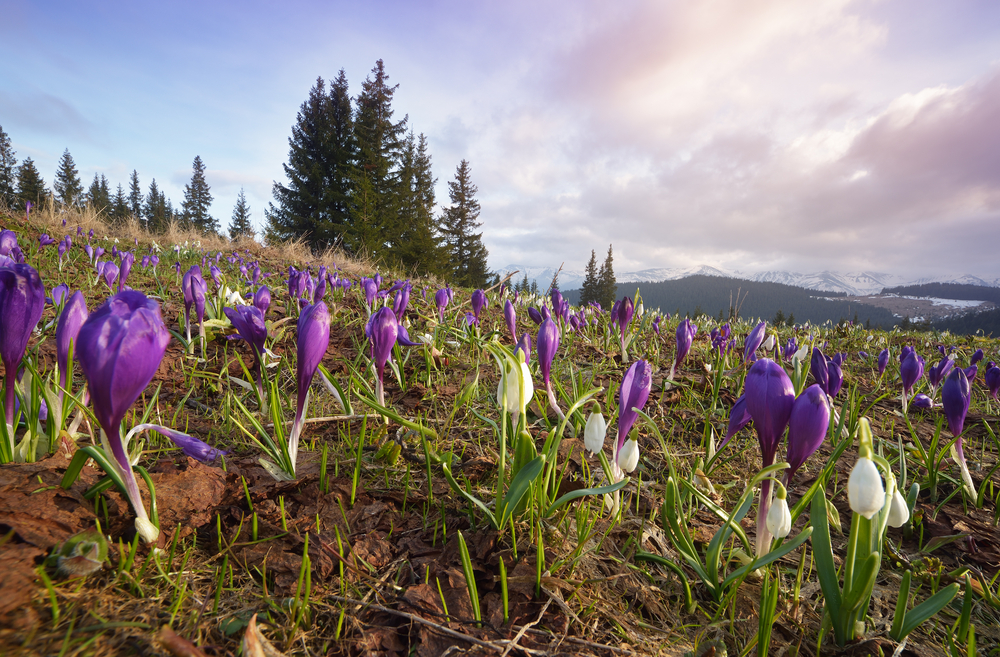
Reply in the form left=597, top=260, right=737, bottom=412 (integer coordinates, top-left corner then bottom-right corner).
left=3, top=1, right=1000, bottom=280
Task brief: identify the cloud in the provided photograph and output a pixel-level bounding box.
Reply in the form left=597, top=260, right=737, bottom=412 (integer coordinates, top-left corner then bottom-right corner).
left=0, top=91, right=95, bottom=141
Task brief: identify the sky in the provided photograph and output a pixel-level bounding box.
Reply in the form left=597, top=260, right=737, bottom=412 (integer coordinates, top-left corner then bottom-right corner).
left=2, top=0, right=1000, bottom=280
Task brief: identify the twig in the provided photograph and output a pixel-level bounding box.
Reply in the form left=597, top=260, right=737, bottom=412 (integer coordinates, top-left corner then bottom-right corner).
left=500, top=597, right=551, bottom=657
left=264, top=414, right=378, bottom=429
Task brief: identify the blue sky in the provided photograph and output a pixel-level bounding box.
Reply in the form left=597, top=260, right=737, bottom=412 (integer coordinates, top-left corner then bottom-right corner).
left=3, top=0, right=1000, bottom=279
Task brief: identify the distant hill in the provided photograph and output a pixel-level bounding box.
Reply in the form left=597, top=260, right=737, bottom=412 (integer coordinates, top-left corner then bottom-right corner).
left=563, top=275, right=899, bottom=328
left=881, top=282, right=1000, bottom=304
left=932, top=308, right=1000, bottom=337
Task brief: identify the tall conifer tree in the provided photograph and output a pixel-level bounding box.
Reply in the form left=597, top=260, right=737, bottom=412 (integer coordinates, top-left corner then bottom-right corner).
left=145, top=179, right=168, bottom=232
left=0, top=125, right=17, bottom=208
left=579, top=250, right=599, bottom=305
left=229, top=188, right=255, bottom=239
left=128, top=170, right=143, bottom=221
left=182, top=155, right=216, bottom=233
left=349, top=59, right=407, bottom=259
left=87, top=174, right=111, bottom=216
left=111, top=184, right=129, bottom=225
left=597, top=244, right=617, bottom=309
left=16, top=158, right=47, bottom=209
left=54, top=149, right=83, bottom=207
left=396, top=131, right=445, bottom=274
left=440, top=159, right=490, bottom=287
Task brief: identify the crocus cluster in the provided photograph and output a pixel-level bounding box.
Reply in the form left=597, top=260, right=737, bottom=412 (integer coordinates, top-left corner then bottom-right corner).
left=0, top=262, right=46, bottom=460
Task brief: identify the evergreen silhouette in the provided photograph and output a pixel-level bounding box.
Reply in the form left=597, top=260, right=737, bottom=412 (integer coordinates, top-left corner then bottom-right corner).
left=111, top=184, right=129, bottom=225
left=579, top=250, right=600, bottom=306
left=0, top=125, right=17, bottom=209
left=596, top=244, right=617, bottom=309
left=54, top=149, right=83, bottom=207
left=396, top=131, right=445, bottom=275
left=145, top=179, right=168, bottom=232
left=128, top=170, right=143, bottom=221
left=182, top=155, right=216, bottom=233
left=87, top=174, right=111, bottom=216
left=440, top=159, right=490, bottom=287
left=229, top=188, right=255, bottom=239
left=16, top=158, right=47, bottom=209
left=349, top=59, right=407, bottom=260
left=266, top=75, right=355, bottom=251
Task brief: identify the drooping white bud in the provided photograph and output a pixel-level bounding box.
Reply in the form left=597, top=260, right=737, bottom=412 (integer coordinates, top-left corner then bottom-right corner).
left=584, top=411, right=606, bottom=454
left=887, top=487, right=909, bottom=528
left=766, top=490, right=792, bottom=539
left=617, top=438, right=640, bottom=473
left=848, top=457, right=885, bottom=519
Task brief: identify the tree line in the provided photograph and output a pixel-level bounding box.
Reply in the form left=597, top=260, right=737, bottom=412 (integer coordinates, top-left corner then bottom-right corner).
left=264, top=60, right=491, bottom=285
left=0, top=125, right=255, bottom=240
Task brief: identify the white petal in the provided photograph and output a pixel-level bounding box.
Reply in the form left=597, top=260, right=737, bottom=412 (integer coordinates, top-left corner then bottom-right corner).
left=847, top=457, right=885, bottom=519
left=618, top=438, right=640, bottom=473
left=766, top=496, right=792, bottom=538
left=584, top=412, right=606, bottom=454
left=887, top=488, right=909, bottom=528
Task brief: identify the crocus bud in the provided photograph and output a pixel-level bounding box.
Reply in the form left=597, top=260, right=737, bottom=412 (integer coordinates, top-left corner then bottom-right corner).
left=56, top=291, right=88, bottom=393
left=745, top=358, right=795, bottom=466
left=887, top=486, right=910, bottom=528
left=674, top=318, right=697, bottom=369
left=514, top=332, right=532, bottom=365
left=616, top=360, right=652, bottom=457
left=0, top=263, right=46, bottom=427
left=848, top=456, right=884, bottom=520
left=537, top=318, right=559, bottom=387
left=785, top=384, right=830, bottom=482
left=744, top=321, right=766, bottom=364
left=971, top=348, right=984, bottom=366
left=471, top=289, right=487, bottom=320
left=434, top=288, right=449, bottom=321
left=766, top=483, right=791, bottom=538
left=584, top=407, right=606, bottom=454
left=941, top=368, right=970, bottom=437
left=527, top=307, right=542, bottom=325
left=617, top=437, right=639, bottom=473
left=900, top=350, right=924, bottom=395
left=877, top=348, right=890, bottom=375
left=254, top=285, right=271, bottom=317
left=911, top=394, right=933, bottom=409
left=986, top=365, right=1000, bottom=401
left=504, top=299, right=517, bottom=342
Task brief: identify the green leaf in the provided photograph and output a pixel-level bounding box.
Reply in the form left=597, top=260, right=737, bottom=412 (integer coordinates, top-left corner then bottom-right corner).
left=497, top=456, right=545, bottom=529
left=544, top=478, right=628, bottom=517
left=721, top=526, right=813, bottom=591
left=842, top=551, right=880, bottom=615
left=810, top=487, right=844, bottom=639
left=892, top=582, right=960, bottom=641
left=440, top=459, right=499, bottom=530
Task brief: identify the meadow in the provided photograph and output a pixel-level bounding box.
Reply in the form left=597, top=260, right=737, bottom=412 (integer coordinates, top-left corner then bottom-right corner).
left=0, top=204, right=999, bottom=657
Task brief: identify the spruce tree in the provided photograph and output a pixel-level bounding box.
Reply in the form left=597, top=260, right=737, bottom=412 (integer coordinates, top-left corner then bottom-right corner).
left=87, top=174, right=111, bottom=215
left=229, top=188, right=255, bottom=239
left=596, top=244, right=616, bottom=309
left=579, top=250, right=599, bottom=305
left=266, top=75, right=354, bottom=251
left=440, top=159, right=490, bottom=287
left=54, top=149, right=83, bottom=207
left=396, top=131, right=445, bottom=274
left=181, top=155, right=216, bottom=233
left=111, top=184, right=129, bottom=225
left=16, top=158, right=47, bottom=209
left=349, top=59, right=407, bottom=259
left=0, top=125, right=17, bottom=209
left=128, top=170, right=143, bottom=220
left=145, top=179, right=168, bottom=232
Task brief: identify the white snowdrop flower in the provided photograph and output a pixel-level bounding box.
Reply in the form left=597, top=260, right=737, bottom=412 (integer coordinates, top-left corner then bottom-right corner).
left=848, top=457, right=885, bottom=519
left=763, top=334, right=776, bottom=351
left=584, top=410, right=606, bottom=454
left=617, top=438, right=640, bottom=473
left=887, top=487, right=910, bottom=528
left=766, top=488, right=792, bottom=539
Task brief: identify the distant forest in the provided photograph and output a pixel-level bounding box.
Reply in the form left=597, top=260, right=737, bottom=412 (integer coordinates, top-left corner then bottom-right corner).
left=882, top=282, right=1000, bottom=305
left=564, top=275, right=899, bottom=328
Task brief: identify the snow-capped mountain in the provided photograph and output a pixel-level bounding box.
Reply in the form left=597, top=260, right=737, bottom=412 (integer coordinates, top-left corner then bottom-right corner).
left=496, top=264, right=1000, bottom=297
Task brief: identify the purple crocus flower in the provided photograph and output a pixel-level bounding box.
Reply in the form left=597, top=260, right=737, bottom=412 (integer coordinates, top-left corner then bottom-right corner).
left=209, top=265, right=222, bottom=288
left=290, top=302, right=330, bottom=470
left=143, top=424, right=226, bottom=462
left=224, top=305, right=268, bottom=398
left=38, top=234, right=56, bottom=248
left=434, top=288, right=449, bottom=322
left=527, top=307, right=543, bottom=325
left=514, top=333, right=532, bottom=365
left=56, top=291, right=88, bottom=402
left=744, top=321, right=766, bottom=365
left=362, top=278, right=379, bottom=309
left=471, top=289, right=487, bottom=322
left=784, top=384, right=830, bottom=484
left=617, top=297, right=634, bottom=358
left=0, top=230, right=17, bottom=256
left=76, top=291, right=171, bottom=542
left=118, top=251, right=134, bottom=292
left=744, top=358, right=795, bottom=555
left=50, top=283, right=70, bottom=306
left=102, top=262, right=119, bottom=290
left=0, top=263, right=46, bottom=433
left=877, top=348, right=890, bottom=376
left=182, top=266, right=208, bottom=355
left=367, top=307, right=397, bottom=407
left=911, top=394, right=933, bottom=409
left=58, top=239, right=68, bottom=263
left=719, top=394, right=750, bottom=451
left=942, top=368, right=975, bottom=496
left=810, top=348, right=829, bottom=394
left=670, top=318, right=698, bottom=380
left=927, top=357, right=954, bottom=396
left=84, top=244, right=94, bottom=263
left=141, top=255, right=150, bottom=269
left=615, top=359, right=652, bottom=461
left=963, top=364, right=978, bottom=385
left=971, top=349, right=984, bottom=366
left=393, top=283, right=410, bottom=318
left=504, top=299, right=517, bottom=342
left=537, top=318, right=564, bottom=422
left=254, top=286, right=271, bottom=317
left=900, top=349, right=925, bottom=411
left=986, top=364, right=1000, bottom=402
